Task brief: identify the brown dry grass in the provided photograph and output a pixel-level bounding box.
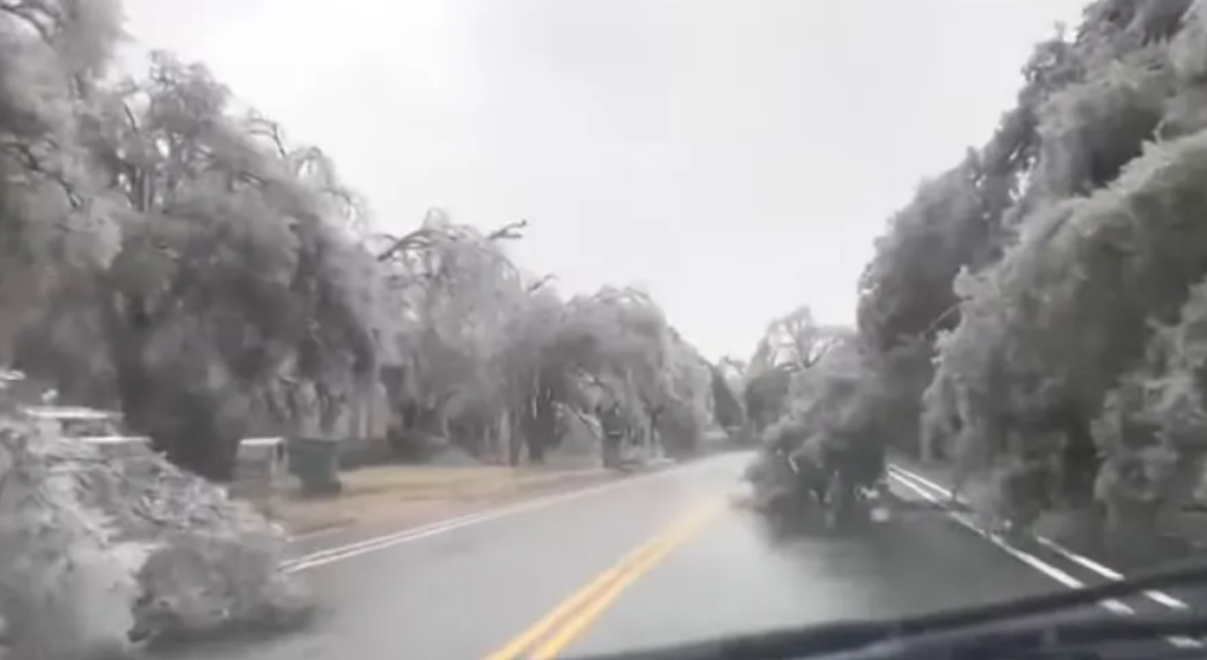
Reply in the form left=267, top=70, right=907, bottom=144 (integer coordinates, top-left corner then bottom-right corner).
left=260, top=465, right=606, bottom=535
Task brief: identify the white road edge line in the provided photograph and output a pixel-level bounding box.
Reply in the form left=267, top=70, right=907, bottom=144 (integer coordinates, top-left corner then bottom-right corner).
left=885, top=469, right=1133, bottom=615
left=281, top=512, right=498, bottom=572
left=887, top=465, right=1201, bottom=649
left=281, top=509, right=498, bottom=566
left=282, top=461, right=697, bottom=573
left=888, top=465, right=1192, bottom=612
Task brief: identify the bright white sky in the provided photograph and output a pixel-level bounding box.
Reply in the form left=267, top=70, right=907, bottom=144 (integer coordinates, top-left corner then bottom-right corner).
left=121, top=0, right=1087, bottom=362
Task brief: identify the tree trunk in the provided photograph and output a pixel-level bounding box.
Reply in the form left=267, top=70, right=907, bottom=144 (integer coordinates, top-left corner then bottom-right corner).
left=602, top=434, right=622, bottom=469
left=528, top=440, right=546, bottom=464
left=919, top=433, right=934, bottom=462
left=508, top=411, right=523, bottom=466
left=1055, top=405, right=1099, bottom=507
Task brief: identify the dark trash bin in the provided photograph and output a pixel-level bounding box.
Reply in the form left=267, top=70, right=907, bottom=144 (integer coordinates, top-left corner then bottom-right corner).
left=602, top=432, right=624, bottom=469
left=288, top=437, right=343, bottom=496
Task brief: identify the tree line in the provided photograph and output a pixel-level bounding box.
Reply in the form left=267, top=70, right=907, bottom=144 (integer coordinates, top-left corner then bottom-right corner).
left=0, top=0, right=744, bottom=481
left=741, top=0, right=1207, bottom=537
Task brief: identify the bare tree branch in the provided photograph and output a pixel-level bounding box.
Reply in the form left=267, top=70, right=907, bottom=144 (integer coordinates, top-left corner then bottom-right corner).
left=377, top=218, right=529, bottom=263
left=526, top=274, right=555, bottom=293
left=375, top=228, right=438, bottom=262
left=0, top=0, right=59, bottom=42
left=486, top=219, right=528, bottom=241
left=0, top=138, right=84, bottom=209
left=244, top=113, right=289, bottom=160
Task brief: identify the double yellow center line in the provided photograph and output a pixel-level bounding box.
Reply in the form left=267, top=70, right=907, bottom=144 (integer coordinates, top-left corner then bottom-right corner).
left=484, top=501, right=723, bottom=660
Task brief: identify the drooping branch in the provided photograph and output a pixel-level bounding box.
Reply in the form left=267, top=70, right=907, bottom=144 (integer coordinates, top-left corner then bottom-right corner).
left=375, top=228, right=439, bottom=263
left=527, top=274, right=555, bottom=293
left=486, top=219, right=528, bottom=241
left=0, top=138, right=85, bottom=210
left=0, top=0, right=59, bottom=42
left=376, top=218, right=529, bottom=263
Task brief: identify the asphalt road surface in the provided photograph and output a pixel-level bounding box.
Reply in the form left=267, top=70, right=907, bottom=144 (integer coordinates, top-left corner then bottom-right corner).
left=163, top=453, right=1203, bottom=660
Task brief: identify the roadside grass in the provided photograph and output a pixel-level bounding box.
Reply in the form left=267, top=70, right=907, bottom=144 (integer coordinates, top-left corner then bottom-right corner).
left=259, top=465, right=609, bottom=535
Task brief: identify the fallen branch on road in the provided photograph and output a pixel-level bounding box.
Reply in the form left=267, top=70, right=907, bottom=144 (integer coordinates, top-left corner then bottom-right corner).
left=0, top=409, right=314, bottom=659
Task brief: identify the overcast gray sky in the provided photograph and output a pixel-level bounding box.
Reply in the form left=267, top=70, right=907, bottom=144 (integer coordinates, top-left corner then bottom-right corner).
left=121, top=0, right=1086, bottom=362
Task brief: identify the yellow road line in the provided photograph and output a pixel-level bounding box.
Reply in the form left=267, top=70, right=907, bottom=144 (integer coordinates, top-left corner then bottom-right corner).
left=529, top=503, right=720, bottom=659
left=482, top=502, right=721, bottom=660
left=481, top=534, right=669, bottom=660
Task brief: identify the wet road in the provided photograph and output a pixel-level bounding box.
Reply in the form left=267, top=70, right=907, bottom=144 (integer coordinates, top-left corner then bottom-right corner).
left=166, top=453, right=1197, bottom=660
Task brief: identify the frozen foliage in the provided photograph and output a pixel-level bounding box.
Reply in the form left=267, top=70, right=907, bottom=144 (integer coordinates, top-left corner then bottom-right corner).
left=0, top=410, right=142, bottom=660
left=0, top=0, right=721, bottom=649
left=0, top=406, right=311, bottom=659
left=743, top=0, right=1207, bottom=538
left=111, top=443, right=312, bottom=644
left=0, top=0, right=724, bottom=476
left=842, top=0, right=1207, bottom=534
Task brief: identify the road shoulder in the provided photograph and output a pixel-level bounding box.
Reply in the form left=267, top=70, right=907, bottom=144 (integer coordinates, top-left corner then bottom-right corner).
left=284, top=463, right=677, bottom=558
